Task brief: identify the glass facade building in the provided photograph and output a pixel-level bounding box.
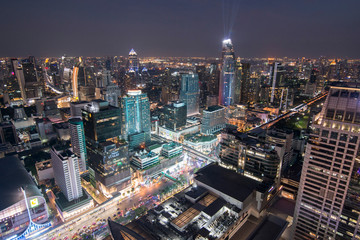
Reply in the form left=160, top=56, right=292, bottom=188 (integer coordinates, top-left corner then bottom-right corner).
left=163, top=101, right=187, bottom=131
left=82, top=100, right=121, bottom=145
left=179, top=73, right=200, bottom=116
left=120, top=90, right=151, bottom=150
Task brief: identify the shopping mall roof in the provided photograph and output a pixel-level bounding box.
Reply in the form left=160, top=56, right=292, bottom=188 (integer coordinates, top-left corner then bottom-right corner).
left=171, top=207, right=201, bottom=229
left=0, top=155, right=42, bottom=211
left=195, top=164, right=261, bottom=202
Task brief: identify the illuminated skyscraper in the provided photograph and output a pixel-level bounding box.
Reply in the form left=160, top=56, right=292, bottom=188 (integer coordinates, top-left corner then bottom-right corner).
left=293, top=87, right=360, bottom=239
left=128, top=48, right=139, bottom=72
left=179, top=73, right=200, bottom=116
left=219, top=39, right=236, bottom=106
left=120, top=90, right=151, bottom=149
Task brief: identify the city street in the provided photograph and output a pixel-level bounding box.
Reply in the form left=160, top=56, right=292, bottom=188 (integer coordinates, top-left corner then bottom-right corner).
left=36, top=152, right=200, bottom=240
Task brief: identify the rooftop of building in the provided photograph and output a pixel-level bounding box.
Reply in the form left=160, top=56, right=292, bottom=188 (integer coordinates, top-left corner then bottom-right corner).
left=53, top=122, right=69, bottom=129
left=35, top=117, right=51, bottom=123
left=162, top=141, right=182, bottom=151
left=108, top=219, right=155, bottom=240
left=245, top=215, right=288, bottom=240
left=205, top=105, right=224, bottom=112
left=203, top=197, right=226, bottom=217
left=184, top=133, right=217, bottom=143
left=195, top=164, right=263, bottom=202
left=70, top=101, right=89, bottom=105
left=55, top=189, right=92, bottom=212
left=53, top=145, right=74, bottom=159
left=0, top=155, right=42, bottom=211
left=184, top=186, right=208, bottom=200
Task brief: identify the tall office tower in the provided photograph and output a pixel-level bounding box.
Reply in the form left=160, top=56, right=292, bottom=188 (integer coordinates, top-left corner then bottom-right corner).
left=120, top=90, right=151, bottom=149
left=96, top=70, right=120, bottom=107
left=128, top=48, right=139, bottom=72
left=304, top=68, right=318, bottom=97
left=69, top=117, right=87, bottom=172
left=233, top=57, right=242, bottom=105
left=11, top=59, right=26, bottom=101
left=163, top=101, right=187, bottom=131
left=105, top=58, right=112, bottom=71
left=219, top=39, right=236, bottom=106
left=51, top=146, right=82, bottom=202
left=104, top=84, right=121, bottom=107
left=100, top=70, right=111, bottom=88
left=161, top=68, right=179, bottom=104
left=208, top=63, right=220, bottom=96
left=179, top=73, right=200, bottom=116
left=21, top=58, right=40, bottom=99
left=293, top=87, right=360, bottom=240
left=201, top=105, right=226, bottom=135
left=240, top=63, right=251, bottom=104
left=0, top=122, right=18, bottom=145
left=269, top=62, right=286, bottom=104
left=82, top=99, right=121, bottom=146
left=196, top=65, right=208, bottom=107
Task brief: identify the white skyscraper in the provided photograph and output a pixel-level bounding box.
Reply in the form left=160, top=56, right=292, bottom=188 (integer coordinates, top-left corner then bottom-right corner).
left=69, top=117, right=87, bottom=172
left=51, top=146, right=83, bottom=202
left=293, top=86, right=360, bottom=239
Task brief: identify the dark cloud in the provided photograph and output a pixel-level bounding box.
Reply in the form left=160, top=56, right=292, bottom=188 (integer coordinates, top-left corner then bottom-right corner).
left=0, top=0, right=359, bottom=58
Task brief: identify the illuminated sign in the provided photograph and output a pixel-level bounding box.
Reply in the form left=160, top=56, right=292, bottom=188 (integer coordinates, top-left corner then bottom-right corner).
left=30, top=198, right=39, bottom=208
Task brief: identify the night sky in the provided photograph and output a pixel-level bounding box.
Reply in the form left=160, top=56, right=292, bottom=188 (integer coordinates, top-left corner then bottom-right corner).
left=1, top=0, right=359, bottom=58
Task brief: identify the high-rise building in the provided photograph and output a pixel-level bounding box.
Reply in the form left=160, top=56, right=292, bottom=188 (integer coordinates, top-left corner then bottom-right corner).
left=163, top=101, right=187, bottom=131
left=208, top=63, right=220, bottom=97
left=82, top=99, right=121, bottom=146
left=239, top=63, right=252, bottom=104
left=128, top=48, right=139, bottom=72
left=269, top=62, right=287, bottom=108
left=179, top=73, right=200, bottom=116
left=120, top=90, right=151, bottom=149
left=196, top=65, right=208, bottom=107
left=293, top=87, right=360, bottom=240
left=88, top=141, right=131, bottom=194
left=201, top=105, right=226, bottom=135
left=234, top=57, right=242, bottom=105
left=161, top=68, right=179, bottom=104
left=11, top=59, right=26, bottom=102
left=219, top=39, right=236, bottom=106
left=51, top=146, right=82, bottom=202
left=69, top=117, right=87, bottom=172
left=0, top=122, right=18, bottom=145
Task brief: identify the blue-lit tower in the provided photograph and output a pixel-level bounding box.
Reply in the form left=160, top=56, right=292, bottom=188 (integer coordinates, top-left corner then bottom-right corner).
left=219, top=39, right=236, bottom=106
left=120, top=90, right=151, bottom=149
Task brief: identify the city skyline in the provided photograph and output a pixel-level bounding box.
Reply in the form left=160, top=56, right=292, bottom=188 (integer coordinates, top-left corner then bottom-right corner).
left=0, top=0, right=359, bottom=58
